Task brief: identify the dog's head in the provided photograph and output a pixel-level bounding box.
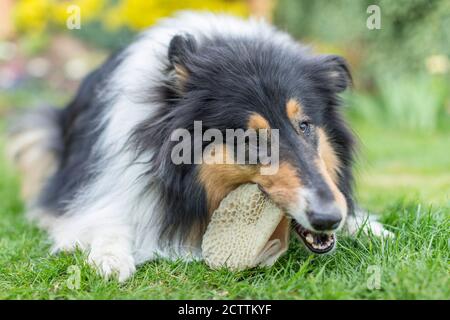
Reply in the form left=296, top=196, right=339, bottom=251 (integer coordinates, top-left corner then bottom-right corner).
left=140, top=34, right=355, bottom=252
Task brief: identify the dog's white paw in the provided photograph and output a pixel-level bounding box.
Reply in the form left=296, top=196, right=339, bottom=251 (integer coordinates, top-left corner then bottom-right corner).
left=345, top=209, right=394, bottom=238
left=88, top=248, right=136, bottom=282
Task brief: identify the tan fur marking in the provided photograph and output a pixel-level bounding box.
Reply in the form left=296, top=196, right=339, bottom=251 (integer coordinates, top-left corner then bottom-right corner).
left=174, top=64, right=189, bottom=87
left=198, top=164, right=254, bottom=213
left=20, top=151, right=57, bottom=202
left=7, top=132, right=58, bottom=202
left=198, top=146, right=301, bottom=213
left=198, top=145, right=253, bottom=212
left=316, top=158, right=347, bottom=218
left=286, top=98, right=303, bottom=120
left=316, top=128, right=346, bottom=216
left=317, top=128, right=341, bottom=183
left=247, top=113, right=270, bottom=130
left=252, top=162, right=301, bottom=207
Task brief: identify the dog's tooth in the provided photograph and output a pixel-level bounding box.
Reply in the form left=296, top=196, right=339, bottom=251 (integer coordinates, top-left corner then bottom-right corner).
left=306, top=234, right=314, bottom=244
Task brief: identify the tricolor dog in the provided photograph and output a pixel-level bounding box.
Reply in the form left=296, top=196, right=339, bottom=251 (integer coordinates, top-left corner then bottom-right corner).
left=8, top=12, right=390, bottom=281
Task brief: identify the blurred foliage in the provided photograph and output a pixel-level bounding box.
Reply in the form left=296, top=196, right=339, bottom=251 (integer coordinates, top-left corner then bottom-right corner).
left=13, top=0, right=248, bottom=50
left=346, top=75, right=449, bottom=131
left=274, top=0, right=450, bottom=75
left=275, top=0, right=450, bottom=131
left=11, top=0, right=450, bottom=131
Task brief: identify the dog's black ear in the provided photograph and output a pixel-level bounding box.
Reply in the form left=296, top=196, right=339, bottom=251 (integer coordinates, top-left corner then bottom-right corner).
left=168, top=34, right=197, bottom=67
left=319, top=55, right=352, bottom=93
left=168, top=34, right=197, bottom=88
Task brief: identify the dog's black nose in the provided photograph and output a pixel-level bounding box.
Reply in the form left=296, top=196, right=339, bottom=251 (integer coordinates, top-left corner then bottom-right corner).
left=305, top=186, right=343, bottom=231
left=309, top=212, right=342, bottom=231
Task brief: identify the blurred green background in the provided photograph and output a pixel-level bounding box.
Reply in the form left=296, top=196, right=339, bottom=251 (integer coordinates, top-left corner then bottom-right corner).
left=0, top=0, right=449, bottom=208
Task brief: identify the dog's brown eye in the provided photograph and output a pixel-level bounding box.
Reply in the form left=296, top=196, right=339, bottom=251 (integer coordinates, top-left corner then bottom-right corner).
left=299, top=121, right=311, bottom=135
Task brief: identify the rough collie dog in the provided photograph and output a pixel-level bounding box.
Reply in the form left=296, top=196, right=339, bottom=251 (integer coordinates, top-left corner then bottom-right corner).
left=8, top=12, right=390, bottom=281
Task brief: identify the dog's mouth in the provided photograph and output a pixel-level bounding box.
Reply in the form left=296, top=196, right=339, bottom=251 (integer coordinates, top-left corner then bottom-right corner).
left=293, top=221, right=336, bottom=254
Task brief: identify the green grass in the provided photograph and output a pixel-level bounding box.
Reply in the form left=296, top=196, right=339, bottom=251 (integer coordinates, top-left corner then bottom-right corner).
left=0, top=90, right=449, bottom=299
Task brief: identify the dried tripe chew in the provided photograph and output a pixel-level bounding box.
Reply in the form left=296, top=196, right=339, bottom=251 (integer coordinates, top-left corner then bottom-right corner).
left=202, top=184, right=290, bottom=270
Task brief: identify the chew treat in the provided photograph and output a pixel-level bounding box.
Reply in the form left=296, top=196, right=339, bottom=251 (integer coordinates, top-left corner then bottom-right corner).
left=202, top=184, right=290, bottom=270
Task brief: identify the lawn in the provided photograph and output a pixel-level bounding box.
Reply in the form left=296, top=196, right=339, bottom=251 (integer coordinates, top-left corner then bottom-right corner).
left=0, top=89, right=449, bottom=299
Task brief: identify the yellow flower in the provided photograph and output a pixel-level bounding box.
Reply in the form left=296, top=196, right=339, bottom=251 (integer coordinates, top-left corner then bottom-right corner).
left=105, top=0, right=248, bottom=31
left=14, top=0, right=51, bottom=33
left=14, top=0, right=248, bottom=33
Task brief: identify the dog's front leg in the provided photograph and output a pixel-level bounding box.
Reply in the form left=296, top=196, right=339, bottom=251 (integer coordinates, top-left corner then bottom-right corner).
left=87, top=223, right=136, bottom=282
